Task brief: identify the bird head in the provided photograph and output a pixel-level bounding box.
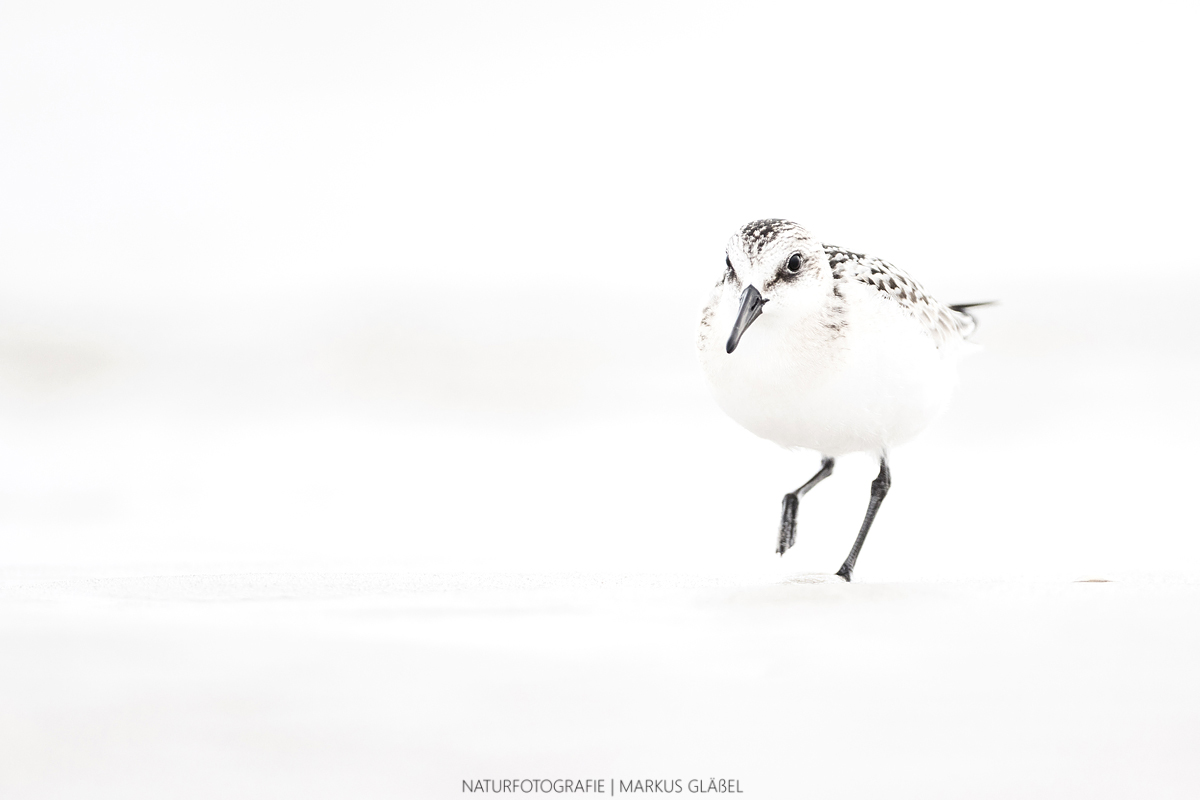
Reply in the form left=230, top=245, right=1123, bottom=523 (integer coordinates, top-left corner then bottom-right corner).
left=720, top=219, right=832, bottom=354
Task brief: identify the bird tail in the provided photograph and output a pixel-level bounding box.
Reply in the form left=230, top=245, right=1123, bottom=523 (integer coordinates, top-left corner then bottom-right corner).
left=949, top=301, right=996, bottom=326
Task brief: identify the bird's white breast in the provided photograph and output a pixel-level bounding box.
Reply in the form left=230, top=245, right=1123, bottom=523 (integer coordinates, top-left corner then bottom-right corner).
left=697, top=280, right=971, bottom=457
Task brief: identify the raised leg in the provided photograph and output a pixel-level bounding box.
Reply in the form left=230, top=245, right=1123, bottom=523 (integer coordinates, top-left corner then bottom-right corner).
left=836, top=456, right=890, bottom=581
left=778, top=456, right=835, bottom=555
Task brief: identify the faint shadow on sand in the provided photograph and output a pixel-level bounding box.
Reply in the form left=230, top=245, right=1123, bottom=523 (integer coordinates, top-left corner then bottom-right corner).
left=781, top=573, right=848, bottom=585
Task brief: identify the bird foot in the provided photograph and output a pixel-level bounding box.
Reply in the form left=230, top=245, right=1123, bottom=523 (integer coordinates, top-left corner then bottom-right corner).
left=835, top=564, right=853, bottom=582
left=777, top=493, right=799, bottom=555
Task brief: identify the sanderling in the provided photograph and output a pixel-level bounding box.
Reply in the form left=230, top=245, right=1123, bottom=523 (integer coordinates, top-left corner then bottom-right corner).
left=697, top=219, right=988, bottom=581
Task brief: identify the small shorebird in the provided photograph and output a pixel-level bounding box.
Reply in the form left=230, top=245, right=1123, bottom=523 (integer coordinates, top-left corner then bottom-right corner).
left=697, top=219, right=988, bottom=581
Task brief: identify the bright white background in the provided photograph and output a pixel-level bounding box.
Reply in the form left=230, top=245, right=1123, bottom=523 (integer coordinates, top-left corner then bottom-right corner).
left=1, top=1, right=1198, bottom=797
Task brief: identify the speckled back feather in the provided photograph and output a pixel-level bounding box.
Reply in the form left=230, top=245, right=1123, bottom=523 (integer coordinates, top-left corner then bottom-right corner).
left=824, top=245, right=976, bottom=346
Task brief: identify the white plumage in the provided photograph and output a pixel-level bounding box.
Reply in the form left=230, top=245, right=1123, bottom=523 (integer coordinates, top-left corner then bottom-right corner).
left=696, top=219, right=984, bottom=579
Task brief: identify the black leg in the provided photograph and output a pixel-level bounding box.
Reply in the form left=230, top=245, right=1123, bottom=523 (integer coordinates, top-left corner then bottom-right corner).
left=778, top=456, right=835, bottom=555
left=836, top=456, right=890, bottom=582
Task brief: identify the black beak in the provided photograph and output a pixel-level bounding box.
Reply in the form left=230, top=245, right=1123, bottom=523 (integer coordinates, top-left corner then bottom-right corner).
left=726, top=285, right=768, bottom=354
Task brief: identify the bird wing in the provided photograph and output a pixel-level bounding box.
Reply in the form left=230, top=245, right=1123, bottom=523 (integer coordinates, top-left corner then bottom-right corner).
left=823, top=244, right=976, bottom=346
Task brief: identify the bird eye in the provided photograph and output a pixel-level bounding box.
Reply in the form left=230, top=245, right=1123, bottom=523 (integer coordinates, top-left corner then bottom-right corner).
left=786, top=253, right=803, bottom=273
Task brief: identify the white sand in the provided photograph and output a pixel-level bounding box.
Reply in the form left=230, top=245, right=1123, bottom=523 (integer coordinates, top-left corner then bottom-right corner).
left=2, top=572, right=1198, bottom=798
